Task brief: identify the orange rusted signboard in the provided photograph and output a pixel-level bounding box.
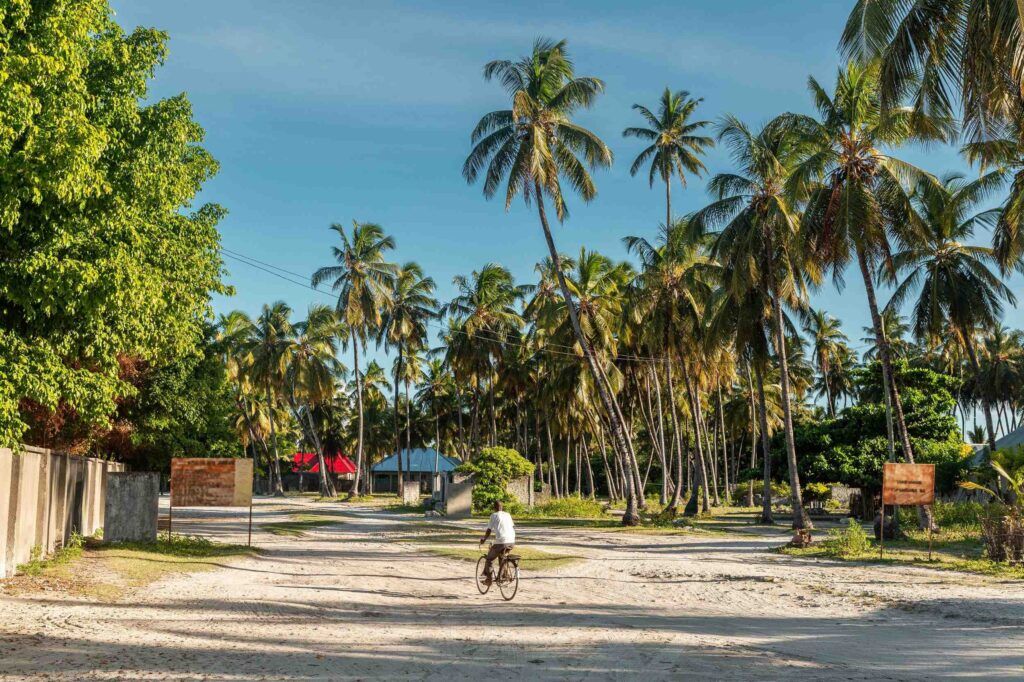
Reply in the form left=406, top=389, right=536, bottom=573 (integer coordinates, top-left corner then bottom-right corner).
left=881, top=462, right=935, bottom=506
left=171, top=458, right=253, bottom=508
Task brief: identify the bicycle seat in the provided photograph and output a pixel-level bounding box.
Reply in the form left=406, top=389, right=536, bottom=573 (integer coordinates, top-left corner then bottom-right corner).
left=505, top=554, right=521, bottom=562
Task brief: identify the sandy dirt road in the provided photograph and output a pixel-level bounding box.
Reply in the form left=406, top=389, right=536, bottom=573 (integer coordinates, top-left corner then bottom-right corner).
left=1, top=497, right=1023, bottom=680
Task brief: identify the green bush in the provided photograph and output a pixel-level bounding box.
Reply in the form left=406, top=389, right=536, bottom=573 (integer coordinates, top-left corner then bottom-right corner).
left=747, top=480, right=791, bottom=500
left=896, top=500, right=987, bottom=530
left=803, top=482, right=832, bottom=503
left=822, top=519, right=872, bottom=557
left=457, top=446, right=534, bottom=512
left=528, top=495, right=606, bottom=518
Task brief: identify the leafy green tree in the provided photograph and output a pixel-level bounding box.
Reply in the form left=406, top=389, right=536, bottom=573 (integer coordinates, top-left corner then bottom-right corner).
left=0, top=0, right=224, bottom=448
left=457, top=446, right=534, bottom=511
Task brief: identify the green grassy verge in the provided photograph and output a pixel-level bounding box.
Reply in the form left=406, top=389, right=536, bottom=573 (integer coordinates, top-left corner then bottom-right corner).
left=6, top=534, right=254, bottom=601
left=779, top=521, right=1024, bottom=580
left=421, top=544, right=580, bottom=570
left=262, top=513, right=344, bottom=536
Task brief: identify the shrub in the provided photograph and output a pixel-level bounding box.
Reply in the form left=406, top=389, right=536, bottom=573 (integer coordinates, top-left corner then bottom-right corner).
left=822, top=519, right=872, bottom=558
left=980, top=510, right=1024, bottom=563
left=529, top=495, right=606, bottom=518
left=747, top=480, right=791, bottom=500
left=457, top=446, right=534, bottom=512
left=803, top=482, right=832, bottom=503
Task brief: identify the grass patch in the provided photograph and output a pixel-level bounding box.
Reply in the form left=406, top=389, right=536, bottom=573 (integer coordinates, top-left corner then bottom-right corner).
left=16, top=532, right=87, bottom=576
left=262, top=513, right=343, bottom=536
left=779, top=521, right=1024, bottom=580
left=6, top=534, right=254, bottom=601
left=421, top=544, right=580, bottom=570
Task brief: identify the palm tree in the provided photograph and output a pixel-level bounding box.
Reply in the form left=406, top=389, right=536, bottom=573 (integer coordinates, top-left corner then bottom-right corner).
left=886, top=173, right=1016, bottom=453
left=463, top=38, right=640, bottom=525
left=962, top=113, right=1024, bottom=273
left=791, top=61, right=950, bottom=529
left=381, top=262, right=438, bottom=491
left=625, top=221, right=718, bottom=515
left=624, top=88, right=714, bottom=228
left=247, top=301, right=295, bottom=497
left=706, top=283, right=780, bottom=524
left=312, top=221, right=398, bottom=496
left=840, top=0, right=1017, bottom=145
left=860, top=308, right=913, bottom=361
left=693, top=114, right=813, bottom=529
left=444, top=263, right=524, bottom=452
left=416, top=358, right=455, bottom=473
left=802, top=309, right=849, bottom=417
left=287, top=304, right=344, bottom=497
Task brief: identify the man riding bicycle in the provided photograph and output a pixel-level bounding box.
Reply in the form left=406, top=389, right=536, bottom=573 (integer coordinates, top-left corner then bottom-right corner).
left=479, top=500, right=515, bottom=584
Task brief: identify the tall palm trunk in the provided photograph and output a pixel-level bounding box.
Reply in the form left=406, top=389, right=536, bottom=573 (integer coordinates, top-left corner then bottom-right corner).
left=744, top=364, right=758, bottom=508
left=681, top=372, right=711, bottom=515
left=405, top=377, right=413, bottom=493
left=350, top=340, right=365, bottom=498
left=534, top=183, right=639, bottom=524
left=394, top=346, right=405, bottom=492
left=765, top=251, right=811, bottom=528
left=717, top=388, right=730, bottom=503
left=855, top=246, right=935, bottom=530
left=964, top=333, right=998, bottom=454
left=667, top=359, right=685, bottom=514
left=264, top=383, right=285, bottom=497
left=752, top=361, right=775, bottom=524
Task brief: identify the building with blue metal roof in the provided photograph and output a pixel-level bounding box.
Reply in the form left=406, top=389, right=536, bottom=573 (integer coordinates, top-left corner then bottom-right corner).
left=371, top=448, right=461, bottom=493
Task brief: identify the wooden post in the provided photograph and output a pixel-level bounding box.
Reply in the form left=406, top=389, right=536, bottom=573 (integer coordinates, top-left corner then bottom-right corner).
left=247, top=500, right=253, bottom=548
left=878, top=504, right=884, bottom=559
left=928, top=520, right=932, bottom=561
left=168, top=495, right=173, bottom=542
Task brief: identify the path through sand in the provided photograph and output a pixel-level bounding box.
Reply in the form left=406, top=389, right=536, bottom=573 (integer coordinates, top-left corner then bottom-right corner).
left=1, top=497, right=1023, bottom=680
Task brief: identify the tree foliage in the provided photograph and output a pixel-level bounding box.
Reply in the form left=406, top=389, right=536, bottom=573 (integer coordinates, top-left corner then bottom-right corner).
left=0, top=0, right=224, bottom=449
left=457, top=446, right=534, bottom=511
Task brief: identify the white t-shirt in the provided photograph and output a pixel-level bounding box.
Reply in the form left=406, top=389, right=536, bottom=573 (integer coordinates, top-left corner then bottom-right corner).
left=488, top=510, right=515, bottom=545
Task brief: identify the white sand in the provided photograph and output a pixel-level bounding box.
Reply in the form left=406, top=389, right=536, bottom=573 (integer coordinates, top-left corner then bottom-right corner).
left=1, top=497, right=1022, bottom=680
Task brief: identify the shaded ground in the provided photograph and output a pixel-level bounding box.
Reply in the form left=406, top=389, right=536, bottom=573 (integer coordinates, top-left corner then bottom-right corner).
left=1, top=497, right=1022, bottom=680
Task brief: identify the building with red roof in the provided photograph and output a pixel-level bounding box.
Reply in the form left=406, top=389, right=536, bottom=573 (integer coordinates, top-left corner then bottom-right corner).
left=285, top=452, right=356, bottom=492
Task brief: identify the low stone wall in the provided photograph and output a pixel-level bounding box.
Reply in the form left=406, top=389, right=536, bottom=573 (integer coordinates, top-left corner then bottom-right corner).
left=1, top=446, right=124, bottom=578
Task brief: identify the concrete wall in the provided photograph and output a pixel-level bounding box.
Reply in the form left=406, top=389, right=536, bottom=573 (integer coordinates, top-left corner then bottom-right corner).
left=0, top=446, right=124, bottom=578
left=402, top=480, right=421, bottom=505
left=506, top=476, right=534, bottom=508
left=444, top=472, right=474, bottom=519
left=104, top=473, right=159, bottom=543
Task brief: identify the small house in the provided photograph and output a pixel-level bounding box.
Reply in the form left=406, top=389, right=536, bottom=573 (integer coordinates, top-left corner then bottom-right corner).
left=284, top=451, right=356, bottom=492
left=371, top=448, right=460, bottom=494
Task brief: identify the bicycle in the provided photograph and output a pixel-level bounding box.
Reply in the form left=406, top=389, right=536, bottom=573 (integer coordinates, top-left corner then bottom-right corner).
left=475, top=543, right=520, bottom=601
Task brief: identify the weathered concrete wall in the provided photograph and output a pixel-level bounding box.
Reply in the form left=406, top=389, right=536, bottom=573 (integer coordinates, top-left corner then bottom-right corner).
left=534, top=483, right=552, bottom=506
left=506, top=476, right=534, bottom=508
left=402, top=480, right=421, bottom=505
left=104, top=473, right=160, bottom=543
left=1, top=446, right=124, bottom=578
left=444, top=472, right=474, bottom=519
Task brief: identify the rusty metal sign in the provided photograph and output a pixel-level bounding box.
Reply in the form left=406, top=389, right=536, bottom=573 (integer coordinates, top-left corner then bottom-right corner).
left=170, top=458, right=253, bottom=508
left=881, top=462, right=935, bottom=506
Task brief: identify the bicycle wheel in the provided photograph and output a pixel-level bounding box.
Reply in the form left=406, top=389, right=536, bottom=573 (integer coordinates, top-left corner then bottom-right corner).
left=475, top=556, right=491, bottom=594
left=499, top=562, right=519, bottom=601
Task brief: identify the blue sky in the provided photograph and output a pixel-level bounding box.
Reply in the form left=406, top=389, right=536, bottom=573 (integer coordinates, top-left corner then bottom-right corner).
left=110, top=0, right=1021, bottom=365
